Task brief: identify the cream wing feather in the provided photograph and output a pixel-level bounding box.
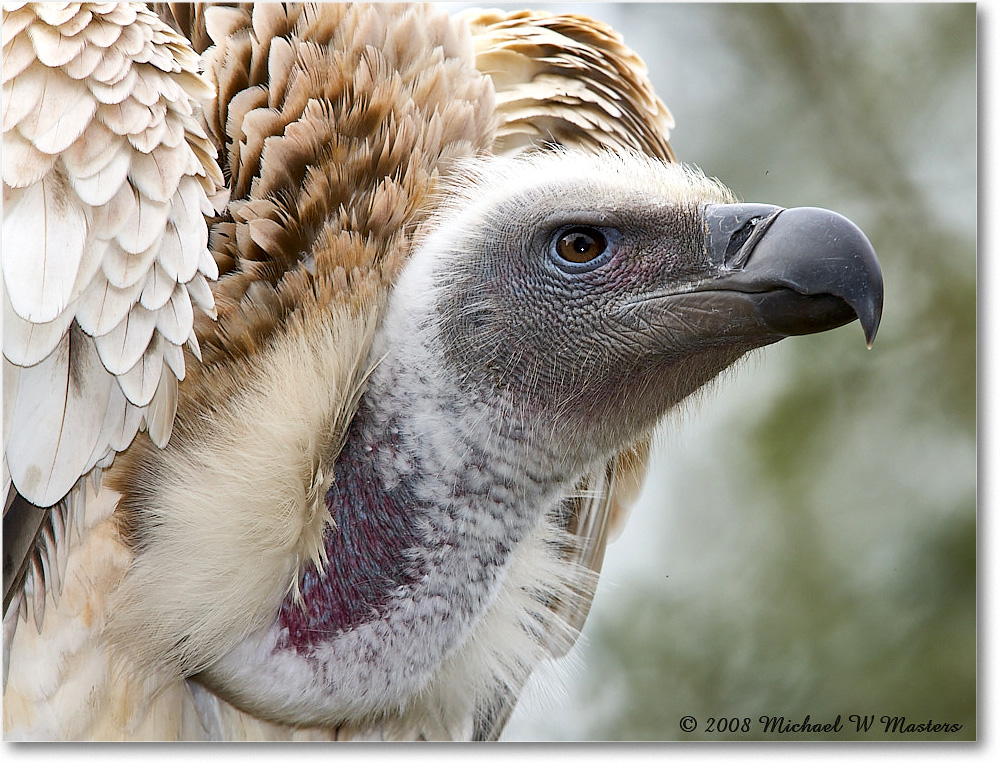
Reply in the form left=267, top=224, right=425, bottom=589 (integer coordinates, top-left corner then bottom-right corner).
left=2, top=1, right=223, bottom=515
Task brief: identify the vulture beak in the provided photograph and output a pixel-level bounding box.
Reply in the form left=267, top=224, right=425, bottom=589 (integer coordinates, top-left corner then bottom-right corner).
left=700, top=203, right=884, bottom=348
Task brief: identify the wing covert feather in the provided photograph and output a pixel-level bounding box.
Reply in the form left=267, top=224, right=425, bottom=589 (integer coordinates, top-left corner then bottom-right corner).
left=3, top=2, right=224, bottom=511
left=465, top=8, right=675, bottom=161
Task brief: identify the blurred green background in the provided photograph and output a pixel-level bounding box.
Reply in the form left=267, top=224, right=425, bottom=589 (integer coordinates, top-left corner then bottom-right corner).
left=463, top=2, right=977, bottom=741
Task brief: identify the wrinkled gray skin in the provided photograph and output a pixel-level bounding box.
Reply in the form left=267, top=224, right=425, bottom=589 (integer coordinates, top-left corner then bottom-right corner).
left=434, top=159, right=880, bottom=461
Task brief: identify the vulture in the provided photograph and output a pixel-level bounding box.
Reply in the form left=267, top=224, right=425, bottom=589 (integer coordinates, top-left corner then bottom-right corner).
left=1, top=2, right=883, bottom=741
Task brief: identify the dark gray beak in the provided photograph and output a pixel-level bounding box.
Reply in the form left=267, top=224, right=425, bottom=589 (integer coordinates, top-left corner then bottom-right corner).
left=703, top=204, right=884, bottom=347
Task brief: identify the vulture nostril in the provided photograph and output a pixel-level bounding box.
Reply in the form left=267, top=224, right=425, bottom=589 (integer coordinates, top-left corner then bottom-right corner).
left=723, top=210, right=784, bottom=270
left=725, top=216, right=761, bottom=266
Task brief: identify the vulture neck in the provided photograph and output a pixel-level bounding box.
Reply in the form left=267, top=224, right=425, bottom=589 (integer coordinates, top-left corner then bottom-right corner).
left=222, top=295, right=587, bottom=725
left=278, top=343, right=572, bottom=647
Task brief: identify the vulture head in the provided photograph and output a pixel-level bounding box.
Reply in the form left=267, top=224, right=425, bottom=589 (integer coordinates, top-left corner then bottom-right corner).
left=383, top=150, right=881, bottom=461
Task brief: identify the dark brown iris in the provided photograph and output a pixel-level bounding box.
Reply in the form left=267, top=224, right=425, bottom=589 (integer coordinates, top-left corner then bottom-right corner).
left=556, top=227, right=607, bottom=263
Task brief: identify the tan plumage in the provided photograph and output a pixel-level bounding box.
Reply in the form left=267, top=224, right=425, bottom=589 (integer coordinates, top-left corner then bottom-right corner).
left=463, top=7, right=675, bottom=161
left=2, top=2, right=883, bottom=741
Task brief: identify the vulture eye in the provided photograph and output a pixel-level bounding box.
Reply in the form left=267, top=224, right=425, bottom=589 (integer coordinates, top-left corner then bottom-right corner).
left=552, top=226, right=614, bottom=269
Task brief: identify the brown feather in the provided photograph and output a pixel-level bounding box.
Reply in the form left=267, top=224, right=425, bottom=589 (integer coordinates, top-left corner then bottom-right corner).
left=465, top=8, right=676, bottom=161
